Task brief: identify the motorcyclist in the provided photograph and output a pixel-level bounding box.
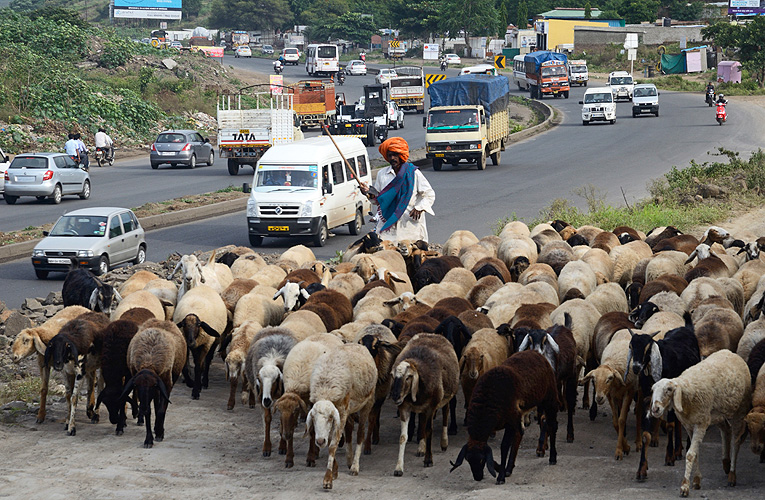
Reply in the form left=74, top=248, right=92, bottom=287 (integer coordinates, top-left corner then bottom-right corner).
left=440, top=55, right=447, bottom=71
left=75, top=133, right=89, bottom=169
left=94, top=127, right=114, bottom=162
left=337, top=68, right=345, bottom=84
left=716, top=93, right=727, bottom=105
left=65, top=133, right=80, bottom=164
left=273, top=57, right=283, bottom=74
left=706, top=82, right=715, bottom=95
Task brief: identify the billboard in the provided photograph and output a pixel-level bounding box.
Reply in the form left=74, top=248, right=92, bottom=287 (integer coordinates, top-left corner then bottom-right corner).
left=728, top=0, right=765, bottom=15
left=113, top=0, right=182, bottom=20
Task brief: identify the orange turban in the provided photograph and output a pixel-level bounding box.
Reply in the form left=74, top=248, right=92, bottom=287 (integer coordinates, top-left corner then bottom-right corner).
left=379, top=137, right=409, bottom=164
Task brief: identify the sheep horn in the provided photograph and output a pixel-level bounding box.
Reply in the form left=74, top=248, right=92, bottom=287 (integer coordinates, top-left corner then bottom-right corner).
left=518, top=334, right=531, bottom=352
left=449, top=444, right=467, bottom=472
left=684, top=249, right=697, bottom=265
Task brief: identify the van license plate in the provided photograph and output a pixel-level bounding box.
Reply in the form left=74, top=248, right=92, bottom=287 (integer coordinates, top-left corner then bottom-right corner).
left=48, top=258, right=72, bottom=264
left=268, top=226, right=289, bottom=231
left=435, top=153, right=444, bottom=157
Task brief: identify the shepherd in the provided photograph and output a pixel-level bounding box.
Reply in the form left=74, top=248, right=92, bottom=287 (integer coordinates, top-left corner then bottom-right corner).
left=360, top=137, right=435, bottom=242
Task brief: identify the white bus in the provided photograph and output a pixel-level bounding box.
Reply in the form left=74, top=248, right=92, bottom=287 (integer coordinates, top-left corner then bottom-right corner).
left=512, top=55, right=530, bottom=91
left=305, top=44, right=340, bottom=77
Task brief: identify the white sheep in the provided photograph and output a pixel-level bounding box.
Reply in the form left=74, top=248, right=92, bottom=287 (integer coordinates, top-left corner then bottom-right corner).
left=143, top=278, right=178, bottom=319
left=610, top=242, right=651, bottom=287
left=459, top=243, right=492, bottom=270
left=327, top=272, right=365, bottom=300
left=737, top=314, right=765, bottom=362
left=499, top=220, right=531, bottom=239
left=443, top=230, right=479, bottom=257
left=581, top=248, right=614, bottom=283
left=230, top=253, right=267, bottom=279
left=307, top=343, right=377, bottom=489
left=250, top=264, right=288, bottom=288
left=350, top=250, right=408, bottom=282
left=353, top=286, right=397, bottom=323
left=733, top=259, right=765, bottom=303
left=558, top=260, right=597, bottom=301
left=497, top=236, right=538, bottom=270
left=440, top=267, right=477, bottom=297
left=486, top=283, right=553, bottom=326
left=280, top=309, right=327, bottom=341
left=744, top=275, right=765, bottom=324
left=330, top=320, right=374, bottom=343
left=110, top=290, right=165, bottom=321
left=518, top=262, right=558, bottom=289
left=585, top=282, right=629, bottom=316
left=279, top=244, right=316, bottom=267
left=118, top=270, right=160, bottom=298
left=551, top=299, right=602, bottom=383
left=645, top=250, right=692, bottom=282
left=640, top=311, right=685, bottom=339
left=223, top=320, right=262, bottom=410
left=650, top=349, right=752, bottom=496
left=233, top=288, right=285, bottom=329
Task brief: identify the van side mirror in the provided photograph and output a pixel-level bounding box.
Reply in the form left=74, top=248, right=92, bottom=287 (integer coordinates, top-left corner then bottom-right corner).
left=43, top=231, right=49, bottom=236
left=422, top=117, right=427, bottom=127
left=578, top=101, right=584, bottom=105
left=324, top=183, right=333, bottom=195
left=243, top=183, right=251, bottom=194
left=204, top=138, right=209, bottom=143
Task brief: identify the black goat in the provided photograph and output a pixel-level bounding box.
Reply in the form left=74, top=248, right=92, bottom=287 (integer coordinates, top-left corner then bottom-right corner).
left=62, top=267, right=121, bottom=315
left=626, top=314, right=701, bottom=480
left=450, top=350, right=559, bottom=484
left=343, top=232, right=384, bottom=261
left=411, top=256, right=462, bottom=292
left=95, top=319, right=140, bottom=435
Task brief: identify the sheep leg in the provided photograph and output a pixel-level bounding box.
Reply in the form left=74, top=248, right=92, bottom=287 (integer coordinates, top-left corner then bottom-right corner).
left=227, top=375, right=239, bottom=411
left=182, top=354, right=194, bottom=388
left=67, top=364, right=86, bottom=436
left=394, top=410, right=410, bottom=476
left=728, top=418, right=747, bottom=486
left=142, top=401, right=154, bottom=448
left=372, top=398, right=383, bottom=445
left=306, top=426, right=318, bottom=467
left=719, top=421, right=732, bottom=476
left=615, top=392, right=632, bottom=460
left=674, top=420, right=685, bottom=461
left=448, top=396, right=458, bottom=435
left=536, top=413, right=547, bottom=457
left=364, top=398, right=383, bottom=455
left=202, top=340, right=219, bottom=389
left=416, top=413, right=426, bottom=457
left=154, top=393, right=168, bottom=442
left=408, top=411, right=417, bottom=442
left=565, top=377, right=576, bottom=443
left=63, top=370, right=75, bottom=428
left=351, top=404, right=372, bottom=476
left=86, top=370, right=99, bottom=423
left=441, top=404, right=449, bottom=451
left=545, top=403, right=559, bottom=466
left=581, top=378, right=591, bottom=410
left=422, top=409, right=434, bottom=468
left=133, top=388, right=143, bottom=425
left=607, top=395, right=620, bottom=434
left=498, top=426, right=514, bottom=484
left=682, top=425, right=707, bottom=497
left=263, top=407, right=273, bottom=457
left=666, top=410, right=679, bottom=466
left=636, top=413, right=652, bottom=481
left=504, top=421, right=524, bottom=482
left=191, top=349, right=204, bottom=399
left=323, top=415, right=343, bottom=489
left=36, top=356, right=49, bottom=423
left=650, top=417, right=661, bottom=447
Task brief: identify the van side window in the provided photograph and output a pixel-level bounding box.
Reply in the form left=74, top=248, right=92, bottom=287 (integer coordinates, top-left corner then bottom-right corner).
left=357, top=155, right=368, bottom=177
left=322, top=165, right=330, bottom=187
left=345, top=157, right=356, bottom=178
left=331, top=161, right=344, bottom=184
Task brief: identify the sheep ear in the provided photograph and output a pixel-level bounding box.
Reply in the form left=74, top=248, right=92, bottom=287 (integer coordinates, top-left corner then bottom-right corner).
left=449, top=444, right=467, bottom=472
left=33, top=334, right=47, bottom=356
left=331, top=404, right=341, bottom=432
left=298, top=398, right=308, bottom=415
left=300, top=288, right=311, bottom=300
left=157, top=377, right=171, bottom=404
left=410, top=368, right=420, bottom=403
left=684, top=250, right=697, bottom=265
left=43, top=344, right=52, bottom=367
left=168, top=260, right=182, bottom=279
left=389, top=272, right=406, bottom=283
left=89, top=288, right=99, bottom=310
left=649, top=343, right=662, bottom=382
left=671, top=383, right=683, bottom=413
left=518, top=334, right=530, bottom=352
left=199, top=321, right=220, bottom=338
left=273, top=288, right=284, bottom=300
left=484, top=446, right=497, bottom=478
left=546, top=334, right=560, bottom=354
left=304, top=407, right=314, bottom=438
left=581, top=370, right=594, bottom=384
left=563, top=312, right=573, bottom=330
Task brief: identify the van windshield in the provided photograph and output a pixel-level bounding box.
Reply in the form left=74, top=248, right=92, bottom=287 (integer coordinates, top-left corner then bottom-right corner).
left=584, top=93, right=612, bottom=104
left=427, top=109, right=479, bottom=131
left=634, top=87, right=657, bottom=97
left=610, top=76, right=633, bottom=85
left=254, top=165, right=318, bottom=191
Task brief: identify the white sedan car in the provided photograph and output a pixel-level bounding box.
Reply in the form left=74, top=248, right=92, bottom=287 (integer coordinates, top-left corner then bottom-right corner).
left=445, top=53, right=461, bottom=65
left=387, top=101, right=404, bottom=129
left=376, top=68, right=398, bottom=85
left=346, top=60, right=367, bottom=76
left=235, top=45, right=252, bottom=58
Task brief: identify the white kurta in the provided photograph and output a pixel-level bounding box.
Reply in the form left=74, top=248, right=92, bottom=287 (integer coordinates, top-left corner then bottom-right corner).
left=372, top=166, right=436, bottom=242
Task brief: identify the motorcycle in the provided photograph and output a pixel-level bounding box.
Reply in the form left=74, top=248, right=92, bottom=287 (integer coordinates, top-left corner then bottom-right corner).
left=716, top=102, right=727, bottom=125
left=440, top=60, right=447, bottom=71
left=94, top=147, right=113, bottom=167
left=337, top=70, right=345, bottom=86
left=273, top=60, right=283, bottom=75
left=705, top=88, right=715, bottom=107
left=70, top=155, right=87, bottom=171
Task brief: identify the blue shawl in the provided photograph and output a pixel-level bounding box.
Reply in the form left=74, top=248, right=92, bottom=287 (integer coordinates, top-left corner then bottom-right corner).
left=377, top=162, right=417, bottom=233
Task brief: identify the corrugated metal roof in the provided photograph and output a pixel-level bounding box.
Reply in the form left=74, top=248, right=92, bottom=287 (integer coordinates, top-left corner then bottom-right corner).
left=540, top=8, right=603, bottom=18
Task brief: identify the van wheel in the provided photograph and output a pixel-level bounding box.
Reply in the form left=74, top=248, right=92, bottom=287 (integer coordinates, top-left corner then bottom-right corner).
left=228, top=159, right=239, bottom=176
left=491, top=150, right=501, bottom=166
left=564, top=91, right=569, bottom=99
left=348, top=209, right=363, bottom=235
left=610, top=118, right=616, bottom=124
left=433, top=158, right=442, bottom=171
left=249, top=235, right=263, bottom=247
left=313, top=220, right=328, bottom=247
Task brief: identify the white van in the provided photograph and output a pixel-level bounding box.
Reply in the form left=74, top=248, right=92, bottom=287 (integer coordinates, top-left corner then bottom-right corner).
left=460, top=64, right=498, bottom=76
left=245, top=136, right=372, bottom=247
left=632, top=83, right=660, bottom=117
left=580, top=87, right=616, bottom=125
left=608, top=71, right=634, bottom=101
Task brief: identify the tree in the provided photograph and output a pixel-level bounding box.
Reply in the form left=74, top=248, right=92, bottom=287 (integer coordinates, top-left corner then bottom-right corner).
left=620, top=0, right=659, bottom=24
left=389, top=0, right=441, bottom=39
left=584, top=1, right=592, bottom=19
left=328, top=12, right=377, bottom=45
left=516, top=1, right=528, bottom=28
left=8, top=0, right=45, bottom=12
left=704, top=17, right=765, bottom=87
left=183, top=0, right=203, bottom=19
left=209, top=0, right=293, bottom=31
left=662, top=0, right=704, bottom=21
left=301, top=0, right=350, bottom=42
left=439, top=0, right=500, bottom=57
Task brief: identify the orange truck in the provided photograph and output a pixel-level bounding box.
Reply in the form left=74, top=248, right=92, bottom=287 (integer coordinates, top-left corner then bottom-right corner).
left=289, top=80, right=336, bottom=129
left=524, top=51, right=570, bottom=100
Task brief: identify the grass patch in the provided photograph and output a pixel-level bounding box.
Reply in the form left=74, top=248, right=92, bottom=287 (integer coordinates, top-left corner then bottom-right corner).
left=0, top=374, right=41, bottom=406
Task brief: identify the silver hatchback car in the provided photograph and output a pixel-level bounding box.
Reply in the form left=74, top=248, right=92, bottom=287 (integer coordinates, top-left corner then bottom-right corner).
left=31, top=207, right=147, bottom=278
left=150, top=129, right=215, bottom=169
left=4, top=152, right=91, bottom=205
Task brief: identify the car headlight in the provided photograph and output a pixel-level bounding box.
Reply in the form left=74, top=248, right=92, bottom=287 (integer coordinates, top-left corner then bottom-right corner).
left=32, top=249, right=44, bottom=257
left=77, top=250, right=94, bottom=257
left=246, top=198, right=258, bottom=217
left=299, top=201, right=313, bottom=217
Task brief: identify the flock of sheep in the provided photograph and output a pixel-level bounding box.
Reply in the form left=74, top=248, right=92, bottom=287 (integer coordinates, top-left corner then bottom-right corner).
left=9, top=220, right=765, bottom=495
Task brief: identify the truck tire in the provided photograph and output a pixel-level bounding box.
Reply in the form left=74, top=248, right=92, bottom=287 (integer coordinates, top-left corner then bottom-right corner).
left=491, top=150, right=501, bottom=166
left=564, top=91, right=569, bottom=99
left=477, top=152, right=486, bottom=170
left=366, top=124, right=376, bottom=146
left=228, top=159, right=239, bottom=176
left=432, top=158, right=442, bottom=171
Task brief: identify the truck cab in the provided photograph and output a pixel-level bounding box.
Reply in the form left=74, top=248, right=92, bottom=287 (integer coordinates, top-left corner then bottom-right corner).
left=567, top=59, right=588, bottom=86
left=425, top=105, right=487, bottom=170
left=244, top=137, right=371, bottom=247
left=608, top=71, right=634, bottom=101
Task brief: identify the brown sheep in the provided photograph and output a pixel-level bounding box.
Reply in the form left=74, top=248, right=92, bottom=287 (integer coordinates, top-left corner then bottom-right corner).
left=466, top=276, right=504, bottom=309
left=302, top=289, right=353, bottom=331
left=459, top=328, right=509, bottom=419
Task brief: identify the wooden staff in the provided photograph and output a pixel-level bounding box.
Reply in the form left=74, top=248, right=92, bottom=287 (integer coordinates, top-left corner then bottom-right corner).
left=321, top=121, right=378, bottom=196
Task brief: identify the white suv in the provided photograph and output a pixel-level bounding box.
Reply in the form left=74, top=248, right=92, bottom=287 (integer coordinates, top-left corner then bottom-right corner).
left=580, top=87, right=616, bottom=125
left=632, top=83, right=660, bottom=117
left=282, top=48, right=300, bottom=65
left=608, top=71, right=634, bottom=101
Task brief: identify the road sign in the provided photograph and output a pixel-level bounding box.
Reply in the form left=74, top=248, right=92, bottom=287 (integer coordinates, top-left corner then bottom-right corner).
left=494, top=55, right=506, bottom=69
left=389, top=40, right=400, bottom=48
left=425, top=74, right=446, bottom=88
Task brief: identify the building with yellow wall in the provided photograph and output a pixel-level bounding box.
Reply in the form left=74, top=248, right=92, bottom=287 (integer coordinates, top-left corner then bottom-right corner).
left=544, top=19, right=612, bottom=50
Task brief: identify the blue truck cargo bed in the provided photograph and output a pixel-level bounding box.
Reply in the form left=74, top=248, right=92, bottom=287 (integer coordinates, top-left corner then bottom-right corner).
left=427, top=74, right=510, bottom=118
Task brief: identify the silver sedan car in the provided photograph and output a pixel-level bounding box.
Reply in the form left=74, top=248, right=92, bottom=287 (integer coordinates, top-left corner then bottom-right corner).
left=150, top=129, right=215, bottom=169
left=4, top=152, right=91, bottom=205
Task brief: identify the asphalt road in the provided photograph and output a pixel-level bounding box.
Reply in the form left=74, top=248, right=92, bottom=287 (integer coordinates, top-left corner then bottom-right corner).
left=1, top=62, right=763, bottom=308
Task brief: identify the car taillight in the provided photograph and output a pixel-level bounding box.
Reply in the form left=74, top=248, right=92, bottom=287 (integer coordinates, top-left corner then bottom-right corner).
left=3, top=172, right=8, bottom=181
left=151, top=144, right=157, bottom=151
left=42, top=170, right=54, bottom=181
left=181, top=143, right=191, bottom=151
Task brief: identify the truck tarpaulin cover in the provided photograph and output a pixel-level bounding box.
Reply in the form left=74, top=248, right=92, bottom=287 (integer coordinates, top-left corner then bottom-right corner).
left=523, top=51, right=568, bottom=73
left=428, top=74, right=510, bottom=119
left=661, top=53, right=686, bottom=74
